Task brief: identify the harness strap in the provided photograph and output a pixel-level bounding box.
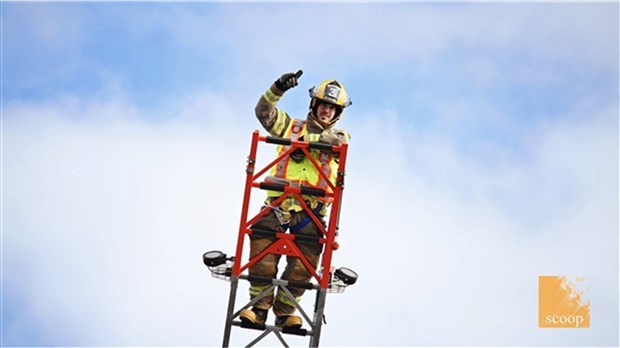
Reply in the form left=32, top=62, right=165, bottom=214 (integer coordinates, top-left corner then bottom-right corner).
left=289, top=202, right=324, bottom=232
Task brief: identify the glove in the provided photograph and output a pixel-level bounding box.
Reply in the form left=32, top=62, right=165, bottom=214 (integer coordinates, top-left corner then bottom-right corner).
left=319, top=129, right=349, bottom=145
left=290, top=148, right=305, bottom=162
left=319, top=133, right=342, bottom=146
left=274, top=70, right=303, bottom=92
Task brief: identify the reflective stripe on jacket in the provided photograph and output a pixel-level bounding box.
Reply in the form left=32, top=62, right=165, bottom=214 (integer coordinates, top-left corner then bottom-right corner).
left=266, top=119, right=337, bottom=212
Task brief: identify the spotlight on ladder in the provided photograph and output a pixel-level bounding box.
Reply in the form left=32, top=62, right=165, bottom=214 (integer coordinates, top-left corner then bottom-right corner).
left=328, top=267, right=358, bottom=293
left=203, top=250, right=234, bottom=280
left=335, top=267, right=358, bottom=285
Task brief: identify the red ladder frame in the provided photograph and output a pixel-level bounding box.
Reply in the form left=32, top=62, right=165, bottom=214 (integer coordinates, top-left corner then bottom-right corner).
left=232, top=130, right=348, bottom=289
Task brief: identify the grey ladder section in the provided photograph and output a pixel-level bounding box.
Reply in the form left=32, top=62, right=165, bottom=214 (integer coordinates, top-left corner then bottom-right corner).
left=221, top=275, right=327, bottom=348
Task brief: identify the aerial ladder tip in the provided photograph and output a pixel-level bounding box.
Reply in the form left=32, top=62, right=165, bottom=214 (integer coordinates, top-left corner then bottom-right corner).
left=203, top=131, right=357, bottom=347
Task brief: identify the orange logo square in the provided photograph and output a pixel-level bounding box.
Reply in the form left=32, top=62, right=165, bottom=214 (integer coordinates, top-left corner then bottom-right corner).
left=539, top=276, right=590, bottom=328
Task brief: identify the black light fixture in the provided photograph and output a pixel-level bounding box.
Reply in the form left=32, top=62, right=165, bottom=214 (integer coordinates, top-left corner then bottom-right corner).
left=203, top=250, right=227, bottom=267
left=334, top=267, right=358, bottom=285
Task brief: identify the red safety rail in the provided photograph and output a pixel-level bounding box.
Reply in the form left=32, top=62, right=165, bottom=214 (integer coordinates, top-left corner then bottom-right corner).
left=232, top=130, right=348, bottom=289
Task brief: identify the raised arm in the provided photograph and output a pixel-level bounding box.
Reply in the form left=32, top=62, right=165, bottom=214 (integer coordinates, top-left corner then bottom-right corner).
left=255, top=70, right=302, bottom=137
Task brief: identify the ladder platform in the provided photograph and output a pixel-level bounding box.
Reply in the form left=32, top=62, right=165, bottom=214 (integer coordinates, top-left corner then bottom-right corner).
left=244, top=274, right=319, bottom=290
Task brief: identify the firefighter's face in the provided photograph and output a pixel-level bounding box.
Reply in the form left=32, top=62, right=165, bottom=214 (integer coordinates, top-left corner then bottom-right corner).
left=316, top=102, right=337, bottom=125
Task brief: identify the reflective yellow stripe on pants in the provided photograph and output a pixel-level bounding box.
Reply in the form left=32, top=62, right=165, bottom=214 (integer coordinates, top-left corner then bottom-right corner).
left=276, top=288, right=301, bottom=308
left=249, top=283, right=274, bottom=298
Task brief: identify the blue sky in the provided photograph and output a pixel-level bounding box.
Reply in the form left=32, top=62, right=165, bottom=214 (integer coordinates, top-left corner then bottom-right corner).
left=2, top=2, right=618, bottom=347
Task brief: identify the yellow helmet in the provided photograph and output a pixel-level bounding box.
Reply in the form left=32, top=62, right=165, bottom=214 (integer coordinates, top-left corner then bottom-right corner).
left=308, top=80, right=352, bottom=108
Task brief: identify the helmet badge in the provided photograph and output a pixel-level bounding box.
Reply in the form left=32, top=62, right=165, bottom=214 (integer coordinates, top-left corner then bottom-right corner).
left=324, top=85, right=341, bottom=104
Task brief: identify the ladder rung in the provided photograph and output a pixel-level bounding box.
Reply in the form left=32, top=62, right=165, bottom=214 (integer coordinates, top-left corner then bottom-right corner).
left=244, top=274, right=317, bottom=290
left=258, top=182, right=326, bottom=197
left=250, top=228, right=321, bottom=244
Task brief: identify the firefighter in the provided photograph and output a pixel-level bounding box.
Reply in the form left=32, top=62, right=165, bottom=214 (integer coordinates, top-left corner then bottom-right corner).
left=239, top=71, right=351, bottom=329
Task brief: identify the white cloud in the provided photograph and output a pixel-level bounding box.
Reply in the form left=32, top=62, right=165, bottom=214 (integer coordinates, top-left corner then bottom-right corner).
left=344, top=99, right=618, bottom=345
left=3, top=84, right=617, bottom=346
left=3, top=92, right=248, bottom=345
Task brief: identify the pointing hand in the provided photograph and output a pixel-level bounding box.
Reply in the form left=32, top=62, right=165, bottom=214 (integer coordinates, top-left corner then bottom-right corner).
left=275, top=70, right=303, bottom=92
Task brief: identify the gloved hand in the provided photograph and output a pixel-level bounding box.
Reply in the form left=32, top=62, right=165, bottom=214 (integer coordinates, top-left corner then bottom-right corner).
left=290, top=148, right=305, bottom=162
left=274, top=70, right=303, bottom=92
left=319, top=129, right=349, bottom=145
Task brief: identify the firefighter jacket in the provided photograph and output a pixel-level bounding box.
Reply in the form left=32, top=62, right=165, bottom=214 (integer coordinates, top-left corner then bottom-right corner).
left=255, top=83, right=349, bottom=214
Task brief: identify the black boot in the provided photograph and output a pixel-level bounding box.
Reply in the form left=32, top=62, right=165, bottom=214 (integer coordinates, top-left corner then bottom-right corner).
left=275, top=314, right=302, bottom=329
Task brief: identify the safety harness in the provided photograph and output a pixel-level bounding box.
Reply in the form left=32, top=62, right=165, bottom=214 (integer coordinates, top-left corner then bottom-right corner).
left=289, top=202, right=324, bottom=232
